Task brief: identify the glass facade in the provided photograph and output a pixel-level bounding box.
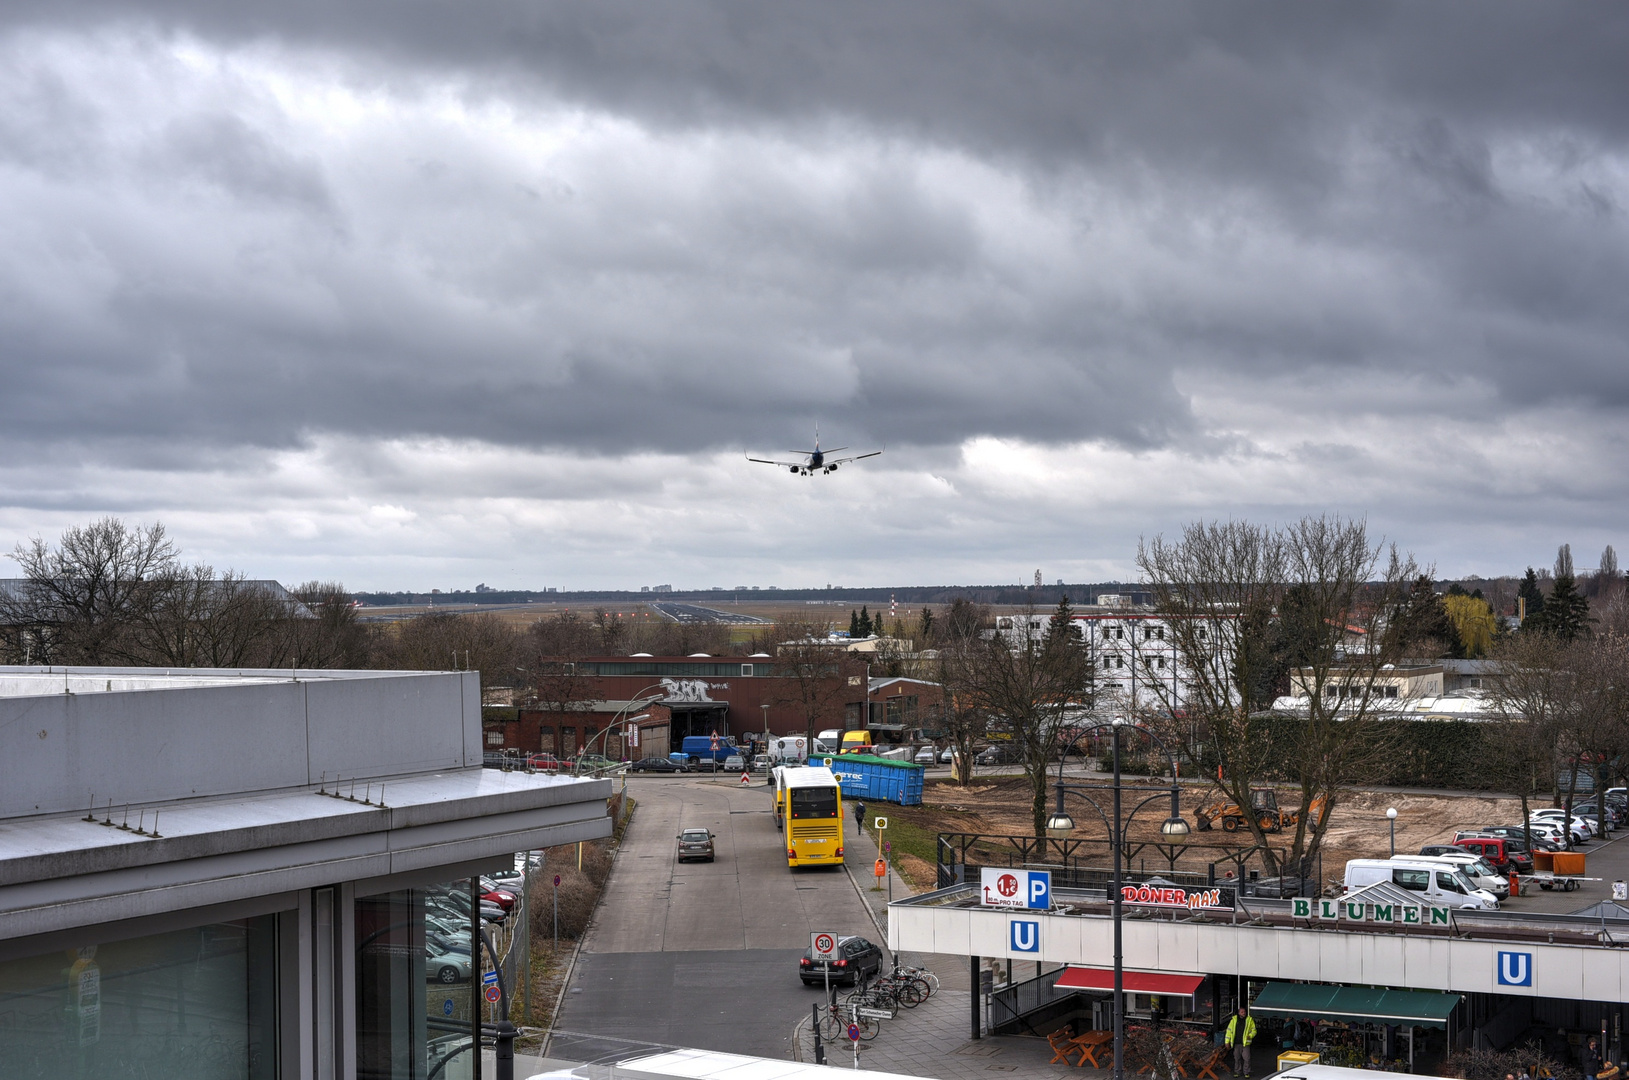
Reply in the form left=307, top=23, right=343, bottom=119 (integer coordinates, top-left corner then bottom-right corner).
left=0, top=876, right=490, bottom=1079
left=0, top=917, right=277, bottom=1080
left=355, top=879, right=477, bottom=1080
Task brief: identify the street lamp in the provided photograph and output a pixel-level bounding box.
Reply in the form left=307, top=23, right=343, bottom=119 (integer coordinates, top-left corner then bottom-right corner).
left=1386, top=807, right=1398, bottom=857
left=1047, top=717, right=1190, bottom=1080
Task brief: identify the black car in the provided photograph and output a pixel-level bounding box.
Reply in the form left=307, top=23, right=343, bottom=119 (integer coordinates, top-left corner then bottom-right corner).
left=1479, top=825, right=1564, bottom=852
left=975, top=744, right=1017, bottom=766
left=629, top=757, right=688, bottom=773
left=799, top=935, right=884, bottom=986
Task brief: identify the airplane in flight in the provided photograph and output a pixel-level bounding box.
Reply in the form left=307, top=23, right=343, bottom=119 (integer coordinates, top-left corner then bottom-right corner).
left=748, top=428, right=882, bottom=476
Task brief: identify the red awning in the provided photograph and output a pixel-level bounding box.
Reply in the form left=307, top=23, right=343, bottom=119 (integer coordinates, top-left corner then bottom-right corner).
left=1054, top=968, right=1205, bottom=996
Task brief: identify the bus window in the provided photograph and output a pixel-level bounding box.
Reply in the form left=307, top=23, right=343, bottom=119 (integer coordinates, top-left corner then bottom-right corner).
left=791, top=787, right=839, bottom=818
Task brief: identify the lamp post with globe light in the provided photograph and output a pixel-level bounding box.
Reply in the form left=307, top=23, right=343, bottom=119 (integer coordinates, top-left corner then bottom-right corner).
left=1045, top=718, right=1190, bottom=1080
left=1387, top=807, right=1398, bottom=857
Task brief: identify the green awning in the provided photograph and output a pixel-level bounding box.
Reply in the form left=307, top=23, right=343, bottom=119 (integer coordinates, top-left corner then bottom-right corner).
left=1251, top=983, right=1460, bottom=1029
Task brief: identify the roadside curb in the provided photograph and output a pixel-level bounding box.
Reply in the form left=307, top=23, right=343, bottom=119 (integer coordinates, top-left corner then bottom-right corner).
left=790, top=1010, right=808, bottom=1062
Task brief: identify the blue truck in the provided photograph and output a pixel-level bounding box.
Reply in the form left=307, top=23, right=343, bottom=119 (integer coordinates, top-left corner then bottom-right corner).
left=680, top=735, right=739, bottom=763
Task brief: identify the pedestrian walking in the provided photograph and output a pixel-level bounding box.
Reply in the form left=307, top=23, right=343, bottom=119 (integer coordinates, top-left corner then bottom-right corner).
left=1225, top=1006, right=1256, bottom=1077
left=854, top=800, right=867, bottom=830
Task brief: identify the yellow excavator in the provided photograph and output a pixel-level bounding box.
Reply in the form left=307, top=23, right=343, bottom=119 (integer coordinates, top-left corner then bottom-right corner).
left=1194, top=789, right=1326, bottom=833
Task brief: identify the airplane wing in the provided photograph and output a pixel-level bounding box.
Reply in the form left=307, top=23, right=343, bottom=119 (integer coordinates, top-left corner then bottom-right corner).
left=821, top=450, right=883, bottom=467
left=748, top=456, right=807, bottom=467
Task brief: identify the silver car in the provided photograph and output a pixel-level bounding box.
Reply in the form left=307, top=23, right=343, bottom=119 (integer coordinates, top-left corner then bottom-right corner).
left=677, top=827, right=716, bottom=862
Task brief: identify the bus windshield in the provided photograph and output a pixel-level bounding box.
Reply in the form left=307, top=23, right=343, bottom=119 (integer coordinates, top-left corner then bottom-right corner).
left=790, top=787, right=838, bottom=818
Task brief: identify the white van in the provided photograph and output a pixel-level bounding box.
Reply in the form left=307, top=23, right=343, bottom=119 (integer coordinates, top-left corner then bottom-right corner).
left=1410, top=853, right=1508, bottom=899
left=767, top=736, right=812, bottom=765
left=1343, top=858, right=1499, bottom=909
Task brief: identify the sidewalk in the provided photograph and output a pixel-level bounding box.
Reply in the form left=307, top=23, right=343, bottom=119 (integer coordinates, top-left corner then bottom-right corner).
left=823, top=815, right=1081, bottom=1079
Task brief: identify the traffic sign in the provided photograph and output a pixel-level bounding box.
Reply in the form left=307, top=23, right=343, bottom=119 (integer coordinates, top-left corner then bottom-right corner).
left=554, top=874, right=562, bottom=888
left=482, top=970, right=499, bottom=987
left=855, top=1007, right=894, bottom=1020
left=811, top=931, right=838, bottom=960
left=484, top=984, right=502, bottom=1004
left=847, top=1023, right=861, bottom=1042
left=443, top=998, right=455, bottom=1016
left=873, top=817, right=888, bottom=830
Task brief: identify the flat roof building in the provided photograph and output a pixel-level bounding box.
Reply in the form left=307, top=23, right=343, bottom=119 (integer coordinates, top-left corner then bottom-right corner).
left=0, top=665, right=612, bottom=1080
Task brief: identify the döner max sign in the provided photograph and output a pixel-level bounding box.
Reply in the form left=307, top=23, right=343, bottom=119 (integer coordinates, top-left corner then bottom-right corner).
left=1120, top=884, right=1236, bottom=911
left=1292, top=897, right=1453, bottom=926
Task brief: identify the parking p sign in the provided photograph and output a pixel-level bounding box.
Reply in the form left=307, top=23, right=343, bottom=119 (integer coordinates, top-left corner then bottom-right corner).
left=980, top=868, right=1051, bottom=910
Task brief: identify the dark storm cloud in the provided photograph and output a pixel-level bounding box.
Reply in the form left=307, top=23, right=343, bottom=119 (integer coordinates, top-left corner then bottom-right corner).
left=0, top=2, right=1625, bottom=463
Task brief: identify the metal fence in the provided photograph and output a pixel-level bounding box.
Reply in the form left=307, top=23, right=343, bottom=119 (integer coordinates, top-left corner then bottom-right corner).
left=936, top=832, right=1292, bottom=893
left=988, top=965, right=1074, bottom=1035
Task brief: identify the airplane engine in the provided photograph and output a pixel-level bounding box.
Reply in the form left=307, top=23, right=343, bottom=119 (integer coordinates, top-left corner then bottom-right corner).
left=789, top=466, right=799, bottom=474
left=825, top=464, right=837, bottom=473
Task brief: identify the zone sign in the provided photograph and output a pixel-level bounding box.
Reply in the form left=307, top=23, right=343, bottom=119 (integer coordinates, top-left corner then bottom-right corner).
left=811, top=931, right=838, bottom=960
left=979, top=868, right=1051, bottom=910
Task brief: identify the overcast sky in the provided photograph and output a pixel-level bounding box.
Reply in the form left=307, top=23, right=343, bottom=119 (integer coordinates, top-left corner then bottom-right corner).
left=1, top=3, right=1625, bottom=591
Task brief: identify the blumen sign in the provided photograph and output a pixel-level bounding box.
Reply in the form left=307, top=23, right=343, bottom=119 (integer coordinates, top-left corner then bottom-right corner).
left=1291, top=897, right=1452, bottom=925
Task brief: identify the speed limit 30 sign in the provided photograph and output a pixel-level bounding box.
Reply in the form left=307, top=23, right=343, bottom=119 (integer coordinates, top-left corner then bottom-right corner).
left=811, top=931, right=838, bottom=960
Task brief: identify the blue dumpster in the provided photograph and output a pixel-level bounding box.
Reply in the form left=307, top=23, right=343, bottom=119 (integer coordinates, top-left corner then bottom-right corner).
left=825, top=754, right=925, bottom=806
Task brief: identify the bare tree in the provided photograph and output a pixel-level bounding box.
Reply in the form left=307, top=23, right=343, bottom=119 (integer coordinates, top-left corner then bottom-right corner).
left=946, top=599, right=1092, bottom=837
left=380, top=612, right=525, bottom=688
left=1138, top=516, right=1417, bottom=879
left=282, top=581, right=373, bottom=668
left=934, top=600, right=992, bottom=785
left=773, top=619, right=859, bottom=746
left=134, top=565, right=296, bottom=668
left=3, top=518, right=178, bottom=664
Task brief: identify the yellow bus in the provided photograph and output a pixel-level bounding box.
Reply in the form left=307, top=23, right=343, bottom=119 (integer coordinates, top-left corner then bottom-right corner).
left=773, top=765, right=845, bottom=869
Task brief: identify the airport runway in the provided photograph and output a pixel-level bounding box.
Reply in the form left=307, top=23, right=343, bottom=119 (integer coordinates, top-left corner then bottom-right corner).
left=648, top=602, right=771, bottom=625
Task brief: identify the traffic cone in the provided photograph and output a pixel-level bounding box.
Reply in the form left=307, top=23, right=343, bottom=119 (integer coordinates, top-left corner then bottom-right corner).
left=740, top=772, right=751, bottom=786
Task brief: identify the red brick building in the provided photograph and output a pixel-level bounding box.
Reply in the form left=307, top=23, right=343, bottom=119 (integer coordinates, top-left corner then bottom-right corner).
left=485, top=655, right=946, bottom=759
left=483, top=699, right=673, bottom=760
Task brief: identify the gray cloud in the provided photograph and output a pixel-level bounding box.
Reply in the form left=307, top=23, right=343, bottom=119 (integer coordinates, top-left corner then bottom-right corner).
left=0, top=4, right=1625, bottom=584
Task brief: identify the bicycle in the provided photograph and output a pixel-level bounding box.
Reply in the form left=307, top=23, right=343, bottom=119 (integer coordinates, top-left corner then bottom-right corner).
left=820, top=998, right=879, bottom=1042
left=889, top=961, right=937, bottom=1000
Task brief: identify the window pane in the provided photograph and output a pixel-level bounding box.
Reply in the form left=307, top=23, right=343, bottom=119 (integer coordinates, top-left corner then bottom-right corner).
left=357, top=880, right=478, bottom=1080
left=0, top=917, right=277, bottom=1080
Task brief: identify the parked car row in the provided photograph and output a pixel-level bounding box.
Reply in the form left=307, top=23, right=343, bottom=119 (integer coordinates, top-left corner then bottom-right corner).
left=421, top=877, right=519, bottom=984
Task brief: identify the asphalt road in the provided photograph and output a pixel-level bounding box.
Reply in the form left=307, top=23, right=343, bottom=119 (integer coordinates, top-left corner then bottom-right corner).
left=551, top=774, right=880, bottom=1061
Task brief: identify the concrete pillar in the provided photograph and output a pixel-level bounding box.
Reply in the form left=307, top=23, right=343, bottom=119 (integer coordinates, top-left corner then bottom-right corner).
left=971, top=954, right=981, bottom=1040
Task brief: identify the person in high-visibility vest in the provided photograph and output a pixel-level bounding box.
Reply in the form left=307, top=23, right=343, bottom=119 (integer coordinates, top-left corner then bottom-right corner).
left=1225, top=1006, right=1257, bottom=1076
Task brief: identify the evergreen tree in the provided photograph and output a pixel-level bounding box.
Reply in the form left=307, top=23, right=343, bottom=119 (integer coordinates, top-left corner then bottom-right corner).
left=1517, top=567, right=1546, bottom=629
left=1542, top=545, right=1590, bottom=641
left=918, top=606, right=935, bottom=645
left=848, top=609, right=861, bottom=638
left=1391, top=575, right=1460, bottom=657
left=1045, top=595, right=1077, bottom=645
left=857, top=606, right=873, bottom=638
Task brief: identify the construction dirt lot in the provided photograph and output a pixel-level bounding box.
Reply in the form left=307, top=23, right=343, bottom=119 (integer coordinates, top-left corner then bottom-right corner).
left=870, top=772, right=1542, bottom=896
